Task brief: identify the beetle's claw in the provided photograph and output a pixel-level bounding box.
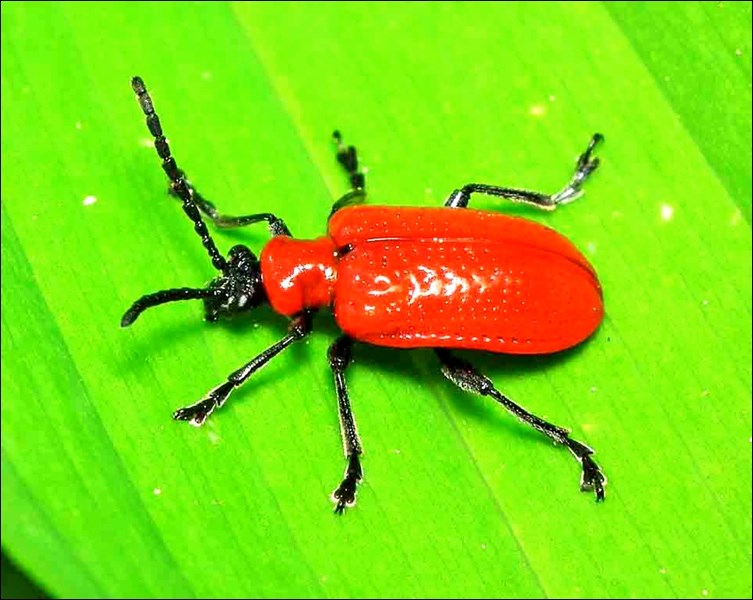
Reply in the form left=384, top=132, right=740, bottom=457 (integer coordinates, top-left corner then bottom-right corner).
left=552, top=133, right=604, bottom=206
left=574, top=134, right=603, bottom=182
left=579, top=133, right=603, bottom=167
left=173, top=397, right=215, bottom=426
left=173, top=381, right=233, bottom=427
left=579, top=454, right=607, bottom=502
left=331, top=477, right=358, bottom=515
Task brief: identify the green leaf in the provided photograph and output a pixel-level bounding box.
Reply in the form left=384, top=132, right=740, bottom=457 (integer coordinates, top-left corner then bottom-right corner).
left=2, top=2, right=750, bottom=598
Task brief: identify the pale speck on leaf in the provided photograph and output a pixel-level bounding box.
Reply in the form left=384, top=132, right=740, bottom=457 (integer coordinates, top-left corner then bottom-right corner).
left=529, top=104, right=546, bottom=117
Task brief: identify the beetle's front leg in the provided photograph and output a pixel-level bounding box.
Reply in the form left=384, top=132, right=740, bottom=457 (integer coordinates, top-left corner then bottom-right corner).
left=327, top=335, right=364, bottom=514
left=436, top=349, right=607, bottom=501
left=168, top=173, right=291, bottom=236
left=173, top=312, right=313, bottom=426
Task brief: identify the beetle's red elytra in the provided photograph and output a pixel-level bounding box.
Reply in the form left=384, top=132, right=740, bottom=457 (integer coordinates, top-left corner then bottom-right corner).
left=262, top=205, right=603, bottom=354
left=123, top=76, right=607, bottom=514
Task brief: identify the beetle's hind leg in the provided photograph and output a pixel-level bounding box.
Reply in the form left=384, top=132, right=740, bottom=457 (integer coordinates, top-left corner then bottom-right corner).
left=445, top=133, right=603, bottom=210
left=435, top=349, right=607, bottom=501
left=328, top=336, right=364, bottom=514
left=329, top=131, right=367, bottom=217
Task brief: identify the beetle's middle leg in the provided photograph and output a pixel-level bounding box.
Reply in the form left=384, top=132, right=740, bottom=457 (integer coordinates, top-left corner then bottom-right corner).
left=328, top=335, right=364, bottom=514
left=435, top=349, right=607, bottom=501
left=329, top=130, right=367, bottom=217
left=444, top=133, right=603, bottom=210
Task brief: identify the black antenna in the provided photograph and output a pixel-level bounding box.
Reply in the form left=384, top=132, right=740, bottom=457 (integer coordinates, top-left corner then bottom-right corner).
left=121, top=287, right=214, bottom=327
left=131, top=76, right=227, bottom=272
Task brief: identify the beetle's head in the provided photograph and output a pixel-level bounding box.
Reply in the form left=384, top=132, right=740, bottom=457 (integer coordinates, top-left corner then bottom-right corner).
left=202, top=245, right=266, bottom=321
left=121, top=244, right=266, bottom=327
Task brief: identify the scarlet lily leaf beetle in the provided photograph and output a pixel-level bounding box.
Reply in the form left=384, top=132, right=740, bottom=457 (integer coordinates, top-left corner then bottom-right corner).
left=123, top=76, right=607, bottom=513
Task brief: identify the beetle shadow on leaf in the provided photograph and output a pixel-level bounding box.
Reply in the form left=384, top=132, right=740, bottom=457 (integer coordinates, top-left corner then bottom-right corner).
left=349, top=339, right=591, bottom=445
left=118, top=302, right=593, bottom=448
left=118, top=304, right=287, bottom=373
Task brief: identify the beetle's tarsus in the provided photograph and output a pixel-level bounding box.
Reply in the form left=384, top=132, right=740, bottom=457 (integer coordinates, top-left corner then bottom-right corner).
left=172, top=398, right=215, bottom=426
left=331, top=452, right=362, bottom=515
left=579, top=453, right=607, bottom=501
left=579, top=133, right=603, bottom=166
left=551, top=133, right=604, bottom=206
left=565, top=437, right=606, bottom=501
left=332, top=475, right=359, bottom=515
left=173, top=381, right=233, bottom=426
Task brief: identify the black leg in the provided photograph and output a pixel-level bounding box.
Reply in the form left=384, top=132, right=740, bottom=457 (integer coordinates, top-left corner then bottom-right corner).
left=330, top=130, right=367, bottom=217
left=170, top=176, right=291, bottom=237
left=444, top=134, right=603, bottom=211
left=436, top=349, right=606, bottom=501
left=173, top=312, right=313, bottom=426
left=327, top=336, right=364, bottom=514
left=132, top=77, right=228, bottom=272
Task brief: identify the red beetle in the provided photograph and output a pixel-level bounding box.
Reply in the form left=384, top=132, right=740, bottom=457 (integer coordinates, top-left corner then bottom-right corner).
left=123, top=77, right=607, bottom=513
